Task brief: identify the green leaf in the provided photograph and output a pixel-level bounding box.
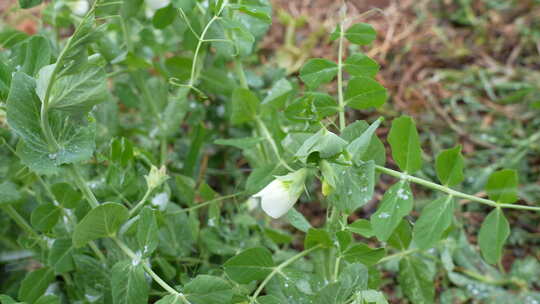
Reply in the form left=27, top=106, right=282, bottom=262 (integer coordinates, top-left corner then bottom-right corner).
left=370, top=181, right=413, bottom=241
left=486, top=169, right=519, bottom=204
left=346, top=118, right=382, bottom=164
left=51, top=182, right=81, bottom=209
left=387, top=219, right=412, bottom=250
left=73, top=202, right=129, bottom=247
left=285, top=92, right=338, bottom=121
left=34, top=295, right=59, bottom=304
left=261, top=78, right=293, bottom=110
left=57, top=16, right=102, bottom=76
left=111, top=260, right=149, bottom=304
left=285, top=208, right=312, bottom=233
left=295, top=129, right=347, bottom=163
left=231, top=3, right=272, bottom=24
left=11, top=35, right=51, bottom=76
left=342, top=120, right=386, bottom=166
left=0, top=59, right=12, bottom=101
left=344, top=53, right=379, bottom=78
left=30, top=203, right=61, bottom=232
left=436, top=145, right=465, bottom=186
left=0, top=295, right=18, bottom=304
left=342, top=244, right=385, bottom=266
left=137, top=207, right=159, bottom=256
left=299, top=58, right=338, bottom=89
left=223, top=247, right=274, bottom=284
left=398, top=256, right=435, bottom=304
left=43, top=64, right=109, bottom=114
left=219, top=18, right=255, bottom=58
left=18, top=267, right=55, bottom=303
left=478, top=208, right=510, bottom=264
left=345, top=23, right=376, bottom=45
left=214, top=137, right=264, bottom=149
left=327, top=161, right=375, bottom=214
left=7, top=72, right=98, bottom=174
left=388, top=116, right=423, bottom=173
left=48, top=238, right=75, bottom=273
left=155, top=295, right=183, bottom=304
left=344, top=76, right=388, bottom=110
left=347, top=219, right=374, bottom=238
left=19, top=0, right=43, bottom=9
left=0, top=182, right=21, bottom=205
left=184, top=275, right=233, bottom=304
left=304, top=228, right=332, bottom=249
left=231, top=88, right=259, bottom=125
left=413, top=196, right=455, bottom=249
left=153, top=5, right=176, bottom=29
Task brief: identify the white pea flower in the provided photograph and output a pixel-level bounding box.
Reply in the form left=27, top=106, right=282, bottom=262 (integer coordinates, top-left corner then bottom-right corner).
left=146, top=0, right=170, bottom=11
left=252, top=168, right=307, bottom=219
left=69, top=0, right=89, bottom=16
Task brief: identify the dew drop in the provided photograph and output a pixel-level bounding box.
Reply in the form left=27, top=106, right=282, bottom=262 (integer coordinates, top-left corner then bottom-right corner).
left=378, top=212, right=390, bottom=219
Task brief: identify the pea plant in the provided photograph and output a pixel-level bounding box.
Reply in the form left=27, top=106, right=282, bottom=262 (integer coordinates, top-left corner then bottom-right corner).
left=1, top=0, right=539, bottom=303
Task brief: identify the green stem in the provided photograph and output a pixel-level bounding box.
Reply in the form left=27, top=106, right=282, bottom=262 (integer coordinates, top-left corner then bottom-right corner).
left=171, top=192, right=243, bottom=214
left=1, top=205, right=44, bottom=247
left=337, top=22, right=346, bottom=132
left=129, top=187, right=153, bottom=217
left=374, top=165, right=540, bottom=212
left=254, top=116, right=293, bottom=171
left=250, top=245, right=322, bottom=303
left=68, top=165, right=99, bottom=209
left=234, top=59, right=249, bottom=89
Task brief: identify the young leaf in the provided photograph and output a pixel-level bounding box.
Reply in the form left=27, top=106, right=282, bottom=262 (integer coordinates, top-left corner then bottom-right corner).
left=345, top=23, right=377, bottom=45
left=344, top=76, right=387, bottom=110
left=342, top=244, right=386, bottom=266
left=304, top=228, right=332, bottom=249
left=223, top=247, right=274, bottom=284
left=261, top=78, right=293, bottom=110
left=184, top=275, right=233, bottom=304
left=327, top=161, right=375, bottom=214
left=51, top=183, right=81, bottom=209
left=486, top=169, right=519, bottom=204
left=214, top=137, right=264, bottom=150
left=371, top=181, right=413, bottom=241
left=0, top=182, right=21, bottom=205
left=30, top=203, right=61, bottom=232
left=18, top=267, right=55, bottom=304
left=18, top=0, right=43, bottom=9
left=347, top=219, right=374, bottom=238
left=285, top=208, right=312, bottom=233
left=48, top=238, right=75, bottom=273
left=152, top=5, right=176, bottom=29
left=73, top=202, right=129, bottom=247
left=342, top=120, right=386, bottom=166
left=137, top=207, right=159, bottom=257
left=478, top=208, right=510, bottom=264
left=398, top=256, right=435, bottom=304
left=46, top=64, right=109, bottom=114
left=295, top=128, right=347, bottom=163
left=231, top=88, right=259, bottom=125
left=413, top=195, right=455, bottom=249
left=111, top=260, right=149, bottom=304
left=344, top=53, right=379, bottom=78
left=435, top=145, right=465, bottom=186
left=7, top=72, right=98, bottom=174
left=299, top=58, right=338, bottom=89
left=346, top=118, right=382, bottom=164
left=387, top=219, right=412, bottom=250
left=11, top=35, right=51, bottom=76
left=388, top=116, right=423, bottom=173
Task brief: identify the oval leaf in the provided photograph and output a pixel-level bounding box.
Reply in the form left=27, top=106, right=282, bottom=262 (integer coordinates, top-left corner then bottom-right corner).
left=73, top=202, right=129, bottom=247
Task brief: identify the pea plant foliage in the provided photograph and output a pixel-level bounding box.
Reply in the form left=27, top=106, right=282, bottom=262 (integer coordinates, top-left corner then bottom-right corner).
left=1, top=1, right=539, bottom=304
